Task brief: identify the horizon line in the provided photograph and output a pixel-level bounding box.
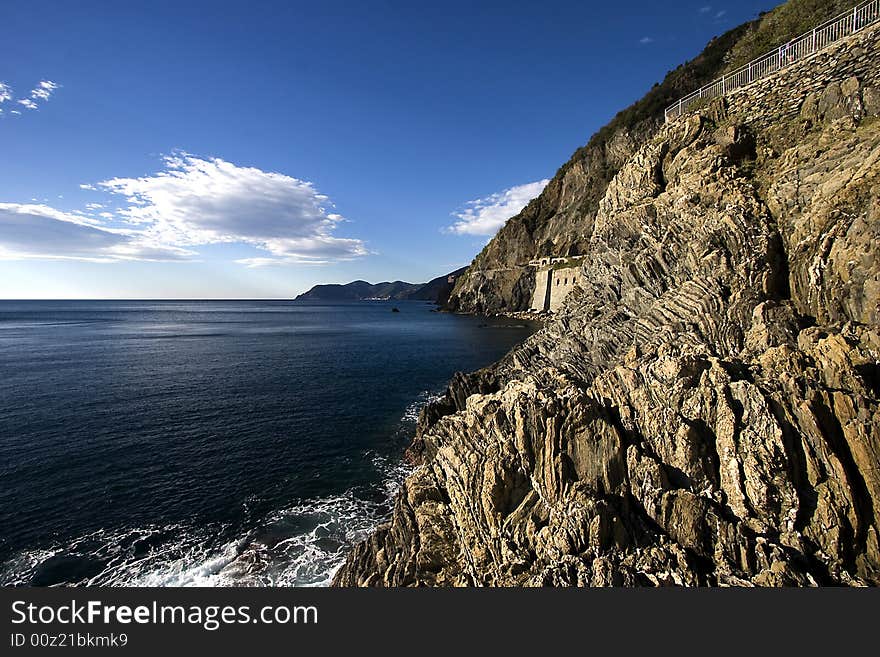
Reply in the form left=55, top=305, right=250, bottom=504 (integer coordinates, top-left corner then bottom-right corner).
left=0, top=297, right=437, bottom=301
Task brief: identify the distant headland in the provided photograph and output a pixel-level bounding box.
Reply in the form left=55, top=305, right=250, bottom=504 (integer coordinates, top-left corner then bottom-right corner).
left=293, top=267, right=466, bottom=305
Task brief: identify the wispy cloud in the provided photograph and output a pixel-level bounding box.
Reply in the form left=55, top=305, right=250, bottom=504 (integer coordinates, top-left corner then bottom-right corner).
left=446, top=179, right=549, bottom=236
left=698, top=5, right=727, bottom=22
left=0, top=153, right=369, bottom=266
left=639, top=36, right=654, bottom=44
left=235, top=256, right=336, bottom=268
left=0, top=79, right=60, bottom=116
left=30, top=80, right=59, bottom=101
left=0, top=203, right=194, bottom=262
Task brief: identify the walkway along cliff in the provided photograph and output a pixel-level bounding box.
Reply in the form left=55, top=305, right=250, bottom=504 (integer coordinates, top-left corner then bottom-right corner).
left=334, top=1, right=880, bottom=586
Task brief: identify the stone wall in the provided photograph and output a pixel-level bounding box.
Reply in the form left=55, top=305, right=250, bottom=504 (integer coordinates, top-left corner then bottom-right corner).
left=530, top=260, right=585, bottom=312
left=692, top=22, right=880, bottom=128
left=530, top=268, right=552, bottom=312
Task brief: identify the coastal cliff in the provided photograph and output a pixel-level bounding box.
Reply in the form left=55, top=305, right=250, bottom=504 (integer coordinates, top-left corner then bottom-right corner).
left=334, top=2, right=880, bottom=587
left=444, top=0, right=860, bottom=315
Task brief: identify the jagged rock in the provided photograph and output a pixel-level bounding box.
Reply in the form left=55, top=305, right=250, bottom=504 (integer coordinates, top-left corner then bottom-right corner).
left=816, top=79, right=861, bottom=122
left=713, top=124, right=757, bottom=163
left=334, top=9, right=880, bottom=588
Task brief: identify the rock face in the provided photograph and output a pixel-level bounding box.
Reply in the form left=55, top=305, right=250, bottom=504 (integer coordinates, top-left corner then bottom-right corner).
left=444, top=0, right=870, bottom=316
left=402, top=267, right=468, bottom=305
left=334, top=15, right=880, bottom=587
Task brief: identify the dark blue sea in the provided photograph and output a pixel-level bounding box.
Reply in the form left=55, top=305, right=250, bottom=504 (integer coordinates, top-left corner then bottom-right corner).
left=0, top=300, right=535, bottom=586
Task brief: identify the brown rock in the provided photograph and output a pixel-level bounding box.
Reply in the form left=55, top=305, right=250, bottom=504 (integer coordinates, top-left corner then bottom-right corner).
left=333, top=14, right=880, bottom=589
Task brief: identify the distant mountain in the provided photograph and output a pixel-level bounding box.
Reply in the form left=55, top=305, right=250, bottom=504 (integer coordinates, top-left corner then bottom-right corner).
left=293, top=280, right=420, bottom=302
left=294, top=267, right=467, bottom=304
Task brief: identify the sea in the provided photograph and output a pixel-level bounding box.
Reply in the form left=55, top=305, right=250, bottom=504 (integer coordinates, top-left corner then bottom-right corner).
left=0, top=300, right=535, bottom=586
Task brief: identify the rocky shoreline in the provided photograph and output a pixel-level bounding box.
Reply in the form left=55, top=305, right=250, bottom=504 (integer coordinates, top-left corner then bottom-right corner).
left=333, top=7, right=880, bottom=587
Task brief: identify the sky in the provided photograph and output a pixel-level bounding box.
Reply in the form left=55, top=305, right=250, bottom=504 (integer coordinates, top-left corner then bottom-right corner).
left=0, top=0, right=776, bottom=298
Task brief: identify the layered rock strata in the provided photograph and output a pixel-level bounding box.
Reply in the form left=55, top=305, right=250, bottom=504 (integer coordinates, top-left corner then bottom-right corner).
left=335, top=20, right=880, bottom=587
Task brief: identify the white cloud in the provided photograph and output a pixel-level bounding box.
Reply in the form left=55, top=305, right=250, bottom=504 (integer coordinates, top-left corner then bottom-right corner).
left=95, top=153, right=368, bottom=263
left=0, top=153, right=369, bottom=266
left=17, top=98, right=37, bottom=110
left=699, top=6, right=712, bottom=13
left=0, top=82, right=11, bottom=104
left=0, top=203, right=194, bottom=262
left=446, top=179, right=549, bottom=236
left=640, top=36, right=654, bottom=44
left=30, top=80, right=59, bottom=101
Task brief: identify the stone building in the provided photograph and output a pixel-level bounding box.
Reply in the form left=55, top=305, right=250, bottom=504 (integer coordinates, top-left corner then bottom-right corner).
left=529, top=256, right=585, bottom=312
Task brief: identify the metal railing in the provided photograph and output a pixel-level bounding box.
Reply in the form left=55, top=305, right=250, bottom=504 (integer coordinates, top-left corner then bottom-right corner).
left=665, top=0, right=880, bottom=122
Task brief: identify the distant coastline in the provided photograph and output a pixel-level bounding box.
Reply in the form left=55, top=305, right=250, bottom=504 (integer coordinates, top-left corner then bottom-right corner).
left=293, top=267, right=466, bottom=305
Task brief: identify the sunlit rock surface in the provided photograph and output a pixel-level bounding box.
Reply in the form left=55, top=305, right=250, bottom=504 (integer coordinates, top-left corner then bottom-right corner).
left=335, top=15, right=880, bottom=587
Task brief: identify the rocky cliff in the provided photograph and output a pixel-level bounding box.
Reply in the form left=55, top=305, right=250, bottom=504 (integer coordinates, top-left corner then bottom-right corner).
left=334, top=4, right=880, bottom=587
left=445, top=0, right=860, bottom=314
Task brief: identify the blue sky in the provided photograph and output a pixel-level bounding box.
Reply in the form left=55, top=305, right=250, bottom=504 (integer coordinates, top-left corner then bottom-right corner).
left=0, top=0, right=774, bottom=298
